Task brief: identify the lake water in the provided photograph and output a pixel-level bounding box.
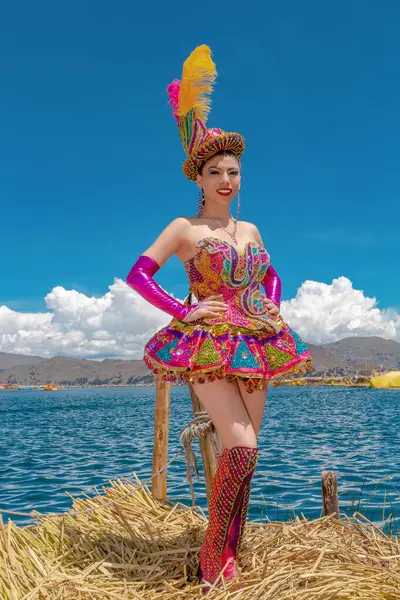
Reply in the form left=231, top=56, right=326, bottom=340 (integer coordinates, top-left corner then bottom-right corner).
left=0, top=386, right=399, bottom=535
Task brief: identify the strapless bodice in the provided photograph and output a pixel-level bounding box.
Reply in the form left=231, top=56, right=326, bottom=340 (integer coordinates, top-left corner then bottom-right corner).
left=183, top=237, right=282, bottom=333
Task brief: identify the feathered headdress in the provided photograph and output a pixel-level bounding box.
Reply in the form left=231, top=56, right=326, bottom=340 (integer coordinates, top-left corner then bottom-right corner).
left=167, top=45, right=245, bottom=181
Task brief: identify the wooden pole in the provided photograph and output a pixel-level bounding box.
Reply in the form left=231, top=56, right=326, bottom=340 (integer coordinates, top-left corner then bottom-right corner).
left=321, top=470, right=339, bottom=518
left=189, top=384, right=222, bottom=503
left=152, top=376, right=170, bottom=501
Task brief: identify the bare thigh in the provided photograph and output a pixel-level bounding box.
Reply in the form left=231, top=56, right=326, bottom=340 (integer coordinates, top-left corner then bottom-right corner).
left=237, top=380, right=269, bottom=437
left=191, top=378, right=258, bottom=450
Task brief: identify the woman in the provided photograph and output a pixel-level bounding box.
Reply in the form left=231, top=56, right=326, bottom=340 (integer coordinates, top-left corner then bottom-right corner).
left=126, top=45, right=312, bottom=592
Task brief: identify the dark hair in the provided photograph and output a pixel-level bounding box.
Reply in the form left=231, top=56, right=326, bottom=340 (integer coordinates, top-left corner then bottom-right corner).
left=198, top=149, right=239, bottom=175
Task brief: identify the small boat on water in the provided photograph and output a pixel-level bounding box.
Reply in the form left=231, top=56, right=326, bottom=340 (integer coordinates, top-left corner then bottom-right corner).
left=18, top=385, right=33, bottom=390
left=44, top=384, right=58, bottom=391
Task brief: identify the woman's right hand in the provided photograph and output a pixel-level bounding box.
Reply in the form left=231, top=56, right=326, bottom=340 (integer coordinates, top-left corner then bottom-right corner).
left=182, top=294, right=228, bottom=323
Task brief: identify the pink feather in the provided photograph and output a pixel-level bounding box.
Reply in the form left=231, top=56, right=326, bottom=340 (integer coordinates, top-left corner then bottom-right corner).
left=167, top=79, right=181, bottom=123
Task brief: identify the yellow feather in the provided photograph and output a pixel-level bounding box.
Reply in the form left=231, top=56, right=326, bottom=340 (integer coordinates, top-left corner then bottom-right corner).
left=178, top=44, right=217, bottom=121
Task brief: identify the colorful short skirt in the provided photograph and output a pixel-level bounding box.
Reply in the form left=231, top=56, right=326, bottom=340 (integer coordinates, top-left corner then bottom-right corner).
left=143, top=313, right=312, bottom=394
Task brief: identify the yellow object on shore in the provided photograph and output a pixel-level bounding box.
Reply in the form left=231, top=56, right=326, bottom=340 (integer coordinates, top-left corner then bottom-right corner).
left=370, top=371, right=400, bottom=388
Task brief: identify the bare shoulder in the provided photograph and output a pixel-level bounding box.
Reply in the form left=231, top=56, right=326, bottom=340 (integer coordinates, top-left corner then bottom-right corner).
left=164, top=216, right=192, bottom=234
left=140, top=216, right=192, bottom=268
left=240, top=220, right=264, bottom=245
left=174, top=214, right=205, bottom=238
left=177, top=214, right=201, bottom=226
left=240, top=219, right=258, bottom=230
left=156, top=215, right=198, bottom=241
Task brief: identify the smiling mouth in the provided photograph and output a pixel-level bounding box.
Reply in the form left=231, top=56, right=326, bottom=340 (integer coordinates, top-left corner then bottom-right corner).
left=217, top=189, right=233, bottom=196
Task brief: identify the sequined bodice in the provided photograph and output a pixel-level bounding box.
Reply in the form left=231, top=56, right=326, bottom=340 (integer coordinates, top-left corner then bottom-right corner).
left=183, top=237, right=281, bottom=332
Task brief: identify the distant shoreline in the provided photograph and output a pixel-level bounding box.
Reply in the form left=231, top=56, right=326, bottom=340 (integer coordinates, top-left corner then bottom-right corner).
left=0, top=377, right=374, bottom=390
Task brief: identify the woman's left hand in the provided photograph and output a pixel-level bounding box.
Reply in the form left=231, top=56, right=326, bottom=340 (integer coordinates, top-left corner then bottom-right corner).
left=265, top=299, right=280, bottom=316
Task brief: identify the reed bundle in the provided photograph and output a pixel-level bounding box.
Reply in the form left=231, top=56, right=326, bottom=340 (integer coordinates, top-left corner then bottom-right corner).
left=1, top=476, right=399, bottom=599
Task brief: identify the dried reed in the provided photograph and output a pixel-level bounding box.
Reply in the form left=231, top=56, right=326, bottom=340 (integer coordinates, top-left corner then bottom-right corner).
left=1, top=475, right=399, bottom=599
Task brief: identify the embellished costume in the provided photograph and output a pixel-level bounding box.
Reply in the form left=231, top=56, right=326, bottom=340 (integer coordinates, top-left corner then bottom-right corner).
left=143, top=236, right=312, bottom=394
left=126, top=45, right=312, bottom=591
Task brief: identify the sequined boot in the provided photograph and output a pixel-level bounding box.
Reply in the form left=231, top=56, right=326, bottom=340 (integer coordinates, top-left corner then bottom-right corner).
left=231, top=454, right=259, bottom=558
left=219, top=445, right=260, bottom=589
left=197, top=445, right=259, bottom=593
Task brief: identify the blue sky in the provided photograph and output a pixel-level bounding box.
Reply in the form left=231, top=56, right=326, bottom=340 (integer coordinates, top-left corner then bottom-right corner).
left=1, top=1, right=399, bottom=319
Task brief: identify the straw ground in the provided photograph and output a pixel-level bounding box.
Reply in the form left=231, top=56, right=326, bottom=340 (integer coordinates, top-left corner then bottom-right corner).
left=1, top=476, right=400, bottom=599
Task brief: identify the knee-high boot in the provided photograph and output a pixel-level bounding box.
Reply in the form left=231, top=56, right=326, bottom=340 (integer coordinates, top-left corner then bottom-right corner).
left=198, top=445, right=259, bottom=591
left=229, top=455, right=259, bottom=559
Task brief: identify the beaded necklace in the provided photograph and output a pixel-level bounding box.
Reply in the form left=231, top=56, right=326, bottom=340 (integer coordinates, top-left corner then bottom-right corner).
left=201, top=210, right=238, bottom=244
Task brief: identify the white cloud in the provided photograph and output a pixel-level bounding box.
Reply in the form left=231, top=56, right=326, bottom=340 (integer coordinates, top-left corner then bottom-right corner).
left=0, top=280, right=171, bottom=359
left=281, top=276, right=400, bottom=345
left=0, top=276, right=398, bottom=358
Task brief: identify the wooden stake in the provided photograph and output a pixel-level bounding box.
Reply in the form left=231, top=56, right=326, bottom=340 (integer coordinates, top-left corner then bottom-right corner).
left=322, top=470, right=339, bottom=518
left=189, top=384, right=222, bottom=504
left=152, top=376, right=170, bottom=501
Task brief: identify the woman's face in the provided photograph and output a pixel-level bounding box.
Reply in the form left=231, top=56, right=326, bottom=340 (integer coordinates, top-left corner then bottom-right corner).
left=196, top=154, right=241, bottom=205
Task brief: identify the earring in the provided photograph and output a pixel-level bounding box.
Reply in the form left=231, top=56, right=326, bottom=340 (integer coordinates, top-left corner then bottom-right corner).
left=235, top=160, right=242, bottom=223
left=197, top=188, right=204, bottom=215
left=235, top=189, right=241, bottom=223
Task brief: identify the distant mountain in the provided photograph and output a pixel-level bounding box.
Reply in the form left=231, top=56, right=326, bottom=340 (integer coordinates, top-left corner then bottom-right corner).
left=0, top=336, right=398, bottom=385
left=0, top=351, right=44, bottom=370
left=0, top=356, right=153, bottom=386
left=305, top=343, right=349, bottom=373
left=323, top=336, right=400, bottom=370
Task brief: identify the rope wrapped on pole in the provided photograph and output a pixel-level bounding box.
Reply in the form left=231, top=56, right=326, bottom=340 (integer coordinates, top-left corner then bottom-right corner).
left=179, top=411, right=213, bottom=505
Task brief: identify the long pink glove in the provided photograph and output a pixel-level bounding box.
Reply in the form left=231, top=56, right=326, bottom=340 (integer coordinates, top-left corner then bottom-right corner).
left=262, top=264, right=281, bottom=310
left=126, top=255, right=201, bottom=321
